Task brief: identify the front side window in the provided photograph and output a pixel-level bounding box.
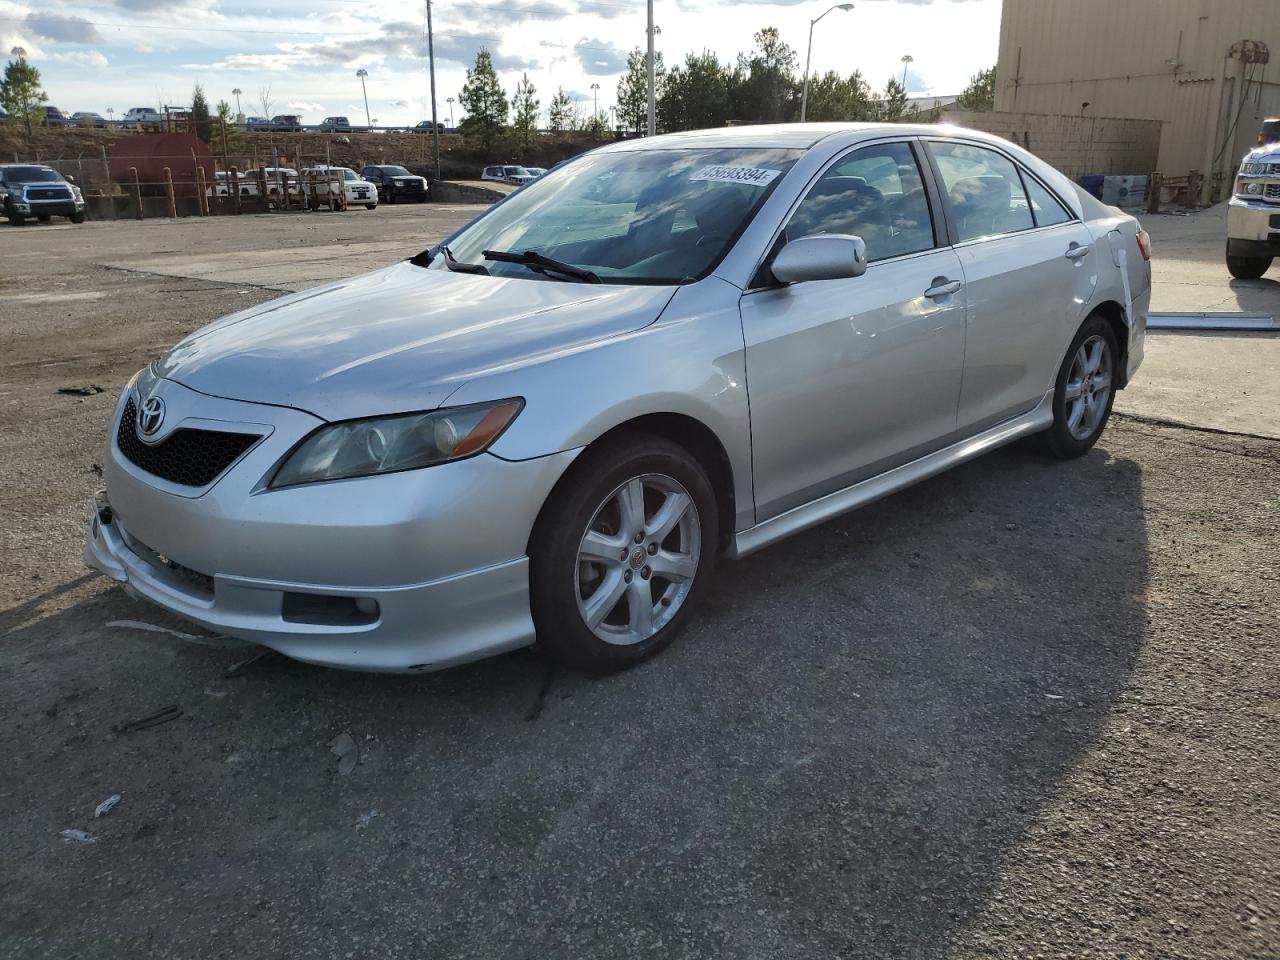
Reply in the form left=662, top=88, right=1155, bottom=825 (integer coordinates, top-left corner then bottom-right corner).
left=930, top=141, right=1034, bottom=242
left=440, top=147, right=802, bottom=284
left=783, top=141, right=936, bottom=262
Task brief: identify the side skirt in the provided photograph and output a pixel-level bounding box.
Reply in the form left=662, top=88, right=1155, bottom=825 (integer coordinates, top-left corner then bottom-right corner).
left=731, top=391, right=1055, bottom=559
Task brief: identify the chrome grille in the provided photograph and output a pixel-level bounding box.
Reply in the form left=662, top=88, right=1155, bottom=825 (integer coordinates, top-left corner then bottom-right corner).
left=1265, top=183, right=1280, bottom=202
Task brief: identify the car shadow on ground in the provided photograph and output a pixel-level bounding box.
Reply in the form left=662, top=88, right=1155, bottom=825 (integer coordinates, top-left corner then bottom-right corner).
left=0, top=439, right=1148, bottom=959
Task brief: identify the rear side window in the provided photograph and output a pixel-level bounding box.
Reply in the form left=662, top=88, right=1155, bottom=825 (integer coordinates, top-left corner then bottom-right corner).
left=784, top=141, right=936, bottom=262
left=930, top=141, right=1034, bottom=242
left=1023, top=175, right=1073, bottom=227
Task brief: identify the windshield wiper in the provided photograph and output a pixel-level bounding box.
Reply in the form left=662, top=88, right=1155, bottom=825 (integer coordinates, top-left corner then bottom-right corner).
left=438, top=244, right=489, bottom=275
left=482, top=249, right=601, bottom=283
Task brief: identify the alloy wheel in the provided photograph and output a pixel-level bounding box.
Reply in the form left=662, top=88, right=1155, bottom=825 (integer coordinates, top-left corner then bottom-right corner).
left=1063, top=334, right=1112, bottom=441
left=575, top=473, right=701, bottom=646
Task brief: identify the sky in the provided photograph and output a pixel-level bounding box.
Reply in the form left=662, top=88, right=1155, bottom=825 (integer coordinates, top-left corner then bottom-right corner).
left=1, top=0, right=1002, bottom=126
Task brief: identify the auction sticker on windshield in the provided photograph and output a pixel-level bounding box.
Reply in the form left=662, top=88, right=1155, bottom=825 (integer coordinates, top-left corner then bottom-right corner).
left=690, top=165, right=781, bottom=187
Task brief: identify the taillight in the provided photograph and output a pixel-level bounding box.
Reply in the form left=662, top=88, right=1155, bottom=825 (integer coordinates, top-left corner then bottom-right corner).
left=1134, top=227, right=1152, bottom=262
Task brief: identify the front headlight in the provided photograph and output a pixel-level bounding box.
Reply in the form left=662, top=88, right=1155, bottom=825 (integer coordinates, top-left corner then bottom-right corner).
left=1236, top=179, right=1264, bottom=197
left=270, top=398, right=523, bottom=488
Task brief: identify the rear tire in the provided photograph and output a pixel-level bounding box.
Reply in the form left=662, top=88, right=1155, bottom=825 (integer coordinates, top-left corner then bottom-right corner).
left=529, top=434, right=719, bottom=674
left=37, top=214, right=51, bottom=223
left=8, top=214, right=24, bottom=226
left=1226, top=251, right=1272, bottom=280
left=365, top=203, right=377, bottom=210
left=1037, top=313, right=1119, bottom=459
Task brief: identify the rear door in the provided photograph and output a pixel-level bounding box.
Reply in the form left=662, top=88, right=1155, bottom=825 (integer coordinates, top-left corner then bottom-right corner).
left=739, top=138, right=968, bottom=520
left=924, top=139, right=1097, bottom=434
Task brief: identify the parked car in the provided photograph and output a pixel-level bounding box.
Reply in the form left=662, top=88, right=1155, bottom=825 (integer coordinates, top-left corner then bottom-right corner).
left=320, top=116, right=352, bottom=132
left=1, top=164, right=86, bottom=225
left=41, top=107, right=71, bottom=128
left=123, top=106, right=163, bottom=126
left=361, top=164, right=428, bottom=203
left=412, top=120, right=444, bottom=135
left=71, top=111, right=107, bottom=128
left=208, top=170, right=255, bottom=198
left=301, top=165, right=378, bottom=210
left=85, top=123, right=1151, bottom=675
left=1227, top=140, right=1280, bottom=278
left=481, top=164, right=537, bottom=186
left=243, top=116, right=272, bottom=132
left=270, top=115, right=303, bottom=132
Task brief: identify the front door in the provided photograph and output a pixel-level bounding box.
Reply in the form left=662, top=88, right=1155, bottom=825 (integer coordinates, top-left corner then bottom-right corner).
left=740, top=139, right=967, bottom=521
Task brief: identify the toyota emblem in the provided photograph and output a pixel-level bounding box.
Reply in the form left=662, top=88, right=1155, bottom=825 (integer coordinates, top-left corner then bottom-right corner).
left=139, top=396, right=166, bottom=436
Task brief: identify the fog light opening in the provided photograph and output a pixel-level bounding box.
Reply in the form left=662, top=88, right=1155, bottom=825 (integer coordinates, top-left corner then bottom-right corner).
left=282, top=592, right=380, bottom=626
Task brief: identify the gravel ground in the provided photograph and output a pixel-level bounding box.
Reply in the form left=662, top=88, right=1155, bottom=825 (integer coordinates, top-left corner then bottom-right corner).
left=0, top=210, right=1276, bottom=959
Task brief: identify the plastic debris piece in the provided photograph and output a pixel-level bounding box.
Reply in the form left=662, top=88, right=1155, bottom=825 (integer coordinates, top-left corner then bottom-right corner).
left=108, top=620, right=247, bottom=649
left=330, top=733, right=358, bottom=776
left=57, top=385, right=104, bottom=396
left=224, top=649, right=284, bottom=677
left=356, top=808, right=380, bottom=830
left=94, top=794, right=122, bottom=818
left=61, top=828, right=97, bottom=844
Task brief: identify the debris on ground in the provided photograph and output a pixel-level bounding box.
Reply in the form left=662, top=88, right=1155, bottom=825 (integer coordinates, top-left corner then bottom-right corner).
left=330, top=733, right=358, bottom=776
left=356, top=809, right=380, bottom=830
left=112, top=705, right=182, bottom=734
left=93, top=795, right=122, bottom=818
left=56, top=385, right=104, bottom=396
left=107, top=619, right=246, bottom=649
left=60, top=829, right=96, bottom=844
left=223, top=648, right=285, bottom=677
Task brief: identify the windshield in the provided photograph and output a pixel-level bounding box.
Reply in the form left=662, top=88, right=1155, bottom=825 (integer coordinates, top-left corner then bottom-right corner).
left=342, top=170, right=359, bottom=181
left=3, top=166, right=61, bottom=183
left=504, top=167, right=530, bottom=176
left=383, top=166, right=411, bottom=176
left=440, top=147, right=801, bottom=285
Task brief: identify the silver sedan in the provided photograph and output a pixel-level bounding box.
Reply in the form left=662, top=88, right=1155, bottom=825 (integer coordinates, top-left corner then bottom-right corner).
left=84, top=123, right=1152, bottom=673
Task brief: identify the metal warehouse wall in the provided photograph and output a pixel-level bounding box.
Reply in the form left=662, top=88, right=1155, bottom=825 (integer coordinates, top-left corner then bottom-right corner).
left=995, top=0, right=1280, bottom=201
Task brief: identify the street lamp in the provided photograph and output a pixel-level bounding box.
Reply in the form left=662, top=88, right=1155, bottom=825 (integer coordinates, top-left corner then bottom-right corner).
left=800, top=4, right=854, bottom=122
left=446, top=96, right=454, bottom=127
left=231, top=87, right=242, bottom=118
left=356, top=68, right=371, bottom=129
left=590, top=82, right=600, bottom=123
left=10, top=46, right=25, bottom=57
left=900, top=54, right=913, bottom=90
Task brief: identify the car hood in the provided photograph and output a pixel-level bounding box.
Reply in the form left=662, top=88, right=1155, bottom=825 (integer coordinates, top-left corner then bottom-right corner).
left=390, top=175, right=425, bottom=183
left=157, top=260, right=677, bottom=421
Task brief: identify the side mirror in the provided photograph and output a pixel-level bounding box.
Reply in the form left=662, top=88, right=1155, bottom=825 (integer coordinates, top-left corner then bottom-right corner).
left=770, top=234, right=867, bottom=284
left=66, top=175, right=76, bottom=183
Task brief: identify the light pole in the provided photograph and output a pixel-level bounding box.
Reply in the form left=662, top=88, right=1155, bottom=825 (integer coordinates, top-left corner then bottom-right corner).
left=425, top=0, right=440, bottom=179
left=446, top=97, right=454, bottom=128
left=356, top=68, right=371, bottom=129
left=231, top=87, right=242, bottom=118
left=800, top=4, right=854, bottom=122
left=899, top=54, right=913, bottom=90
left=590, top=82, right=600, bottom=124
left=645, top=0, right=656, bottom=135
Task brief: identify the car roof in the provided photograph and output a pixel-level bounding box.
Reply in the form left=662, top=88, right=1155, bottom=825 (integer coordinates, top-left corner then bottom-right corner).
left=595, top=122, right=1010, bottom=153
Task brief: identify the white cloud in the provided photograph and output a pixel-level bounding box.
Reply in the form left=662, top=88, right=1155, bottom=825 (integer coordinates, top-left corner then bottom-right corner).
left=287, top=100, right=324, bottom=111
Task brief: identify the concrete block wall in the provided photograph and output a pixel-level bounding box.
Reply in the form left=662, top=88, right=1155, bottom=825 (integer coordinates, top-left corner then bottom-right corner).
left=940, top=110, right=1163, bottom=180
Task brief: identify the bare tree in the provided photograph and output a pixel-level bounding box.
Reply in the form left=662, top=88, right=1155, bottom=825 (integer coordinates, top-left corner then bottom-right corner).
left=258, top=85, right=274, bottom=118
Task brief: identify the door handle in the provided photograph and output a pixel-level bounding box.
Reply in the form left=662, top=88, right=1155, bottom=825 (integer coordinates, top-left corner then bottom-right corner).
left=924, top=278, right=963, bottom=298
left=1065, top=243, right=1092, bottom=260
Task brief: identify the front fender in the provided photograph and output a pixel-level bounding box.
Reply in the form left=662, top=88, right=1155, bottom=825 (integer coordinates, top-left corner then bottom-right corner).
left=444, top=277, right=755, bottom=530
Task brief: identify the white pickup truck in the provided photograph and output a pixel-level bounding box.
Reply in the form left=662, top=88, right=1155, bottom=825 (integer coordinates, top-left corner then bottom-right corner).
left=1227, top=127, right=1280, bottom=279
left=122, top=107, right=164, bottom=126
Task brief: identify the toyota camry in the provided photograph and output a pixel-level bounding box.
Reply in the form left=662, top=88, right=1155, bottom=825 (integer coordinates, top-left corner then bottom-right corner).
left=84, top=123, right=1152, bottom=673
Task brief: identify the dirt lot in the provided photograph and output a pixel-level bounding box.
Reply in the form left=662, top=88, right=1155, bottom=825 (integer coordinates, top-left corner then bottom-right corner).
left=1, top=207, right=1277, bottom=959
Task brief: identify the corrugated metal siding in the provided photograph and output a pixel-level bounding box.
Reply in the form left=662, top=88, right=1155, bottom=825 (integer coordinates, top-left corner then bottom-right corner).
left=995, top=0, right=1280, bottom=192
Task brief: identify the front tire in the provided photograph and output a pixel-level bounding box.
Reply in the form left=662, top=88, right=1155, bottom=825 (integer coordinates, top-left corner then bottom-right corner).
left=1226, top=250, right=1272, bottom=280
left=365, top=203, right=377, bottom=210
left=70, top=212, right=86, bottom=224
left=8, top=213, right=24, bottom=226
left=529, top=435, right=719, bottom=673
left=1038, top=313, right=1119, bottom=459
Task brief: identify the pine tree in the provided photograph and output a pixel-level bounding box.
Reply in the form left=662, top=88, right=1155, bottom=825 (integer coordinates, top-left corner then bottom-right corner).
left=876, top=76, right=910, bottom=122
left=0, top=54, right=48, bottom=137
left=459, top=48, right=508, bottom=150
left=616, top=47, right=665, bottom=134
left=191, top=83, right=213, bottom=143
left=547, top=87, right=572, bottom=134
left=956, top=67, right=996, bottom=112
left=510, top=73, right=539, bottom=151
